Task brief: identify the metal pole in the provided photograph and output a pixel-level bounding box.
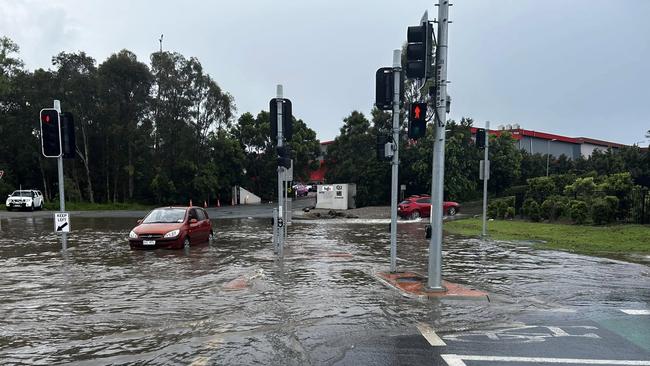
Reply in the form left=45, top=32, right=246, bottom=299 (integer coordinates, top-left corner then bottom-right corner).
left=54, top=100, right=67, bottom=251
left=276, top=85, right=284, bottom=258
left=546, top=140, right=550, bottom=176
left=389, top=49, right=401, bottom=273
left=272, top=208, right=278, bottom=253
left=427, top=0, right=450, bottom=291
left=481, top=121, right=490, bottom=237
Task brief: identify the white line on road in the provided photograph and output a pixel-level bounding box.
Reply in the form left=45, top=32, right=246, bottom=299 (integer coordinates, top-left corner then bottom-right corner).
left=620, top=309, right=650, bottom=315
left=417, top=323, right=446, bottom=346
left=441, top=354, right=650, bottom=365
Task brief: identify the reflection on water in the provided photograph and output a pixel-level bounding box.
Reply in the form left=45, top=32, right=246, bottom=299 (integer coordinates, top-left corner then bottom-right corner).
left=0, top=216, right=648, bottom=364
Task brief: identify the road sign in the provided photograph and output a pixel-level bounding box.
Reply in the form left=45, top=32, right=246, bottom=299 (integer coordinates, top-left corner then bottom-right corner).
left=54, top=212, right=70, bottom=233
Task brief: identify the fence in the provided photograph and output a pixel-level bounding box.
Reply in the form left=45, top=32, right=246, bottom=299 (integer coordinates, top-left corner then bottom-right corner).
left=629, top=187, right=650, bottom=225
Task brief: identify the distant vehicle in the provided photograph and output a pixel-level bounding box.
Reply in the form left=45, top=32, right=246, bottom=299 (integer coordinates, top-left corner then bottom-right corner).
left=397, top=195, right=460, bottom=220
left=128, top=206, right=213, bottom=250
left=292, top=183, right=309, bottom=197
left=5, top=190, right=44, bottom=211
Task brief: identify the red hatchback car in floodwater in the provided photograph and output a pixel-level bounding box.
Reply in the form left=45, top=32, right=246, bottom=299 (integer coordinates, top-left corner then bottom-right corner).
left=129, top=206, right=214, bottom=249
left=397, top=195, right=460, bottom=220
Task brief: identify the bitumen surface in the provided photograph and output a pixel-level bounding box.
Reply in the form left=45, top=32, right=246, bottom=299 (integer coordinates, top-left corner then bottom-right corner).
left=0, top=200, right=648, bottom=365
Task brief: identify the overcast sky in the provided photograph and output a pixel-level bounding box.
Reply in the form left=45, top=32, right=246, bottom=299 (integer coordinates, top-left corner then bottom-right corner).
left=1, top=0, right=649, bottom=145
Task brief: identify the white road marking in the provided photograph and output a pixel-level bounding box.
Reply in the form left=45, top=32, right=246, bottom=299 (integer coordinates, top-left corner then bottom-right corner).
left=620, top=309, right=650, bottom=315
left=441, top=354, right=650, bottom=365
left=189, top=356, right=210, bottom=366
left=417, top=323, right=446, bottom=346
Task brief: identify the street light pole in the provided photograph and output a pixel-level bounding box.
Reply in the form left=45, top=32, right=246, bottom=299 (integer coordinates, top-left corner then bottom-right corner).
left=546, top=138, right=557, bottom=176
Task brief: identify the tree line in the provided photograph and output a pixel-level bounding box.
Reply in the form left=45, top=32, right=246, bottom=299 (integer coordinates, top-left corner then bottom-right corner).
left=0, top=37, right=320, bottom=205
left=325, top=110, right=650, bottom=207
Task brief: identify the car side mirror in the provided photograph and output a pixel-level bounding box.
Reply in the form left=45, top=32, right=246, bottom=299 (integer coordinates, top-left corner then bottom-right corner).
left=190, top=218, right=198, bottom=224
left=137, top=219, right=143, bottom=224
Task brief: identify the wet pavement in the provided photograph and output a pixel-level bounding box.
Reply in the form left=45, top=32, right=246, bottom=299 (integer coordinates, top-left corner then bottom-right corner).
left=0, top=213, right=648, bottom=365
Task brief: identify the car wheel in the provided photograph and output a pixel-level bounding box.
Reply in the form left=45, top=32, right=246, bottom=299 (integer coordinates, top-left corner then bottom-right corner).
left=447, top=207, right=457, bottom=216
left=409, top=211, right=420, bottom=220
left=183, top=236, right=191, bottom=248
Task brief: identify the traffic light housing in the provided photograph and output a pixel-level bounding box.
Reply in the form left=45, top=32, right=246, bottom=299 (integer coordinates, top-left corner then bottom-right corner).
left=476, top=128, right=486, bottom=148
left=40, top=108, right=61, bottom=157
left=60, top=112, right=76, bottom=159
left=277, top=146, right=292, bottom=169
left=376, top=134, right=393, bottom=161
left=405, top=23, right=432, bottom=79
left=270, top=98, right=293, bottom=142
left=408, top=102, right=427, bottom=139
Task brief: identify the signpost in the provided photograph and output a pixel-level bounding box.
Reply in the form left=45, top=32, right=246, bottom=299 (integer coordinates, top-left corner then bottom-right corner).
left=54, top=212, right=70, bottom=233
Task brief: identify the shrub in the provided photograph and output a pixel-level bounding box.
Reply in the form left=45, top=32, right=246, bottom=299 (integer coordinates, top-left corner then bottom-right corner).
left=591, top=196, right=619, bottom=225
left=564, top=177, right=596, bottom=199
left=526, top=177, right=555, bottom=203
left=505, top=206, right=516, bottom=219
left=528, top=201, right=541, bottom=222
left=540, top=195, right=568, bottom=221
left=569, top=200, right=588, bottom=224
left=487, top=202, right=498, bottom=219
left=496, top=199, right=509, bottom=219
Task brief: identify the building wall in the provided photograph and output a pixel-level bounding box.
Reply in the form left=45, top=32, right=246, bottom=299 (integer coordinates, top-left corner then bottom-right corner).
left=518, top=136, right=577, bottom=158
left=580, top=143, right=608, bottom=157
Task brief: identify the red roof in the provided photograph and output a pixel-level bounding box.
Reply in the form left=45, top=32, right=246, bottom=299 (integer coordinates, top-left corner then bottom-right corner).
left=469, top=127, right=625, bottom=147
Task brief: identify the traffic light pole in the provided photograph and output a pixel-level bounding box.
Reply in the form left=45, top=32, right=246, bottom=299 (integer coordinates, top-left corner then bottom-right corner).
left=54, top=100, right=67, bottom=251
left=481, top=121, right=490, bottom=237
left=389, top=50, right=401, bottom=273
left=427, top=0, right=450, bottom=291
left=276, top=85, right=284, bottom=259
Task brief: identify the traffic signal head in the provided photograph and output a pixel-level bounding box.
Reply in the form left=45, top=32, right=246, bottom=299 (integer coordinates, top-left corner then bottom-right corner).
left=408, top=102, right=427, bottom=139
left=270, top=98, right=293, bottom=143
left=60, top=112, right=76, bottom=159
left=405, top=23, right=432, bottom=79
left=40, top=108, right=61, bottom=157
left=476, top=128, right=486, bottom=148
left=276, top=146, right=292, bottom=168
left=375, top=67, right=394, bottom=110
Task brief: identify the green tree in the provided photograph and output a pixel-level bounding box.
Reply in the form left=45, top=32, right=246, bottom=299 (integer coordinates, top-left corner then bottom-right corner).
left=488, top=132, right=522, bottom=195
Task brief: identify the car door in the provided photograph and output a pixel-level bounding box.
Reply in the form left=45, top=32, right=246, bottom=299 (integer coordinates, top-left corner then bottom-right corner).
left=196, top=208, right=210, bottom=241
left=200, top=208, right=211, bottom=239
left=416, top=198, right=431, bottom=217
left=188, top=208, right=203, bottom=242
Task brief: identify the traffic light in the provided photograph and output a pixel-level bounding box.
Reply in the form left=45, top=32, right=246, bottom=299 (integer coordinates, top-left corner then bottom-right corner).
left=405, top=23, right=432, bottom=79
left=277, top=146, right=292, bottom=169
left=408, top=102, right=427, bottom=139
left=60, top=112, right=76, bottom=159
left=375, top=68, right=394, bottom=110
left=376, top=134, right=393, bottom=161
left=40, top=108, right=61, bottom=157
left=476, top=128, right=486, bottom=148
left=270, top=98, right=293, bottom=142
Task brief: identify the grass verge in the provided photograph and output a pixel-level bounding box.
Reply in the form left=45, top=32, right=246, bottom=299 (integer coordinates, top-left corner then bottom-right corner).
left=43, top=202, right=154, bottom=211
left=444, top=218, right=650, bottom=255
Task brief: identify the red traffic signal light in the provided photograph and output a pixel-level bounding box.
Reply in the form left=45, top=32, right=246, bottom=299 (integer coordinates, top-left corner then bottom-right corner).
left=40, top=108, right=61, bottom=157
left=408, top=102, right=427, bottom=139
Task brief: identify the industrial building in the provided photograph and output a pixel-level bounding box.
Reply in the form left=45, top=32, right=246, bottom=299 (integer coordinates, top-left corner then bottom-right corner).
left=471, top=124, right=626, bottom=159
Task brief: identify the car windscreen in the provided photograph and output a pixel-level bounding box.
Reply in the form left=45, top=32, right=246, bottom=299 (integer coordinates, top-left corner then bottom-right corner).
left=142, top=208, right=186, bottom=223
left=12, top=191, right=32, bottom=197
left=399, top=200, right=411, bottom=205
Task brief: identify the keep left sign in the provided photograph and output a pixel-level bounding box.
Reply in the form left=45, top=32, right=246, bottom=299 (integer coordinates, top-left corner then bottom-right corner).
left=54, top=212, right=70, bottom=233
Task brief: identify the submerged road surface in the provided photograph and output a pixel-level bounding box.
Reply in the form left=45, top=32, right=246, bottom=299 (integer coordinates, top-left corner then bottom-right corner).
left=0, top=213, right=648, bottom=365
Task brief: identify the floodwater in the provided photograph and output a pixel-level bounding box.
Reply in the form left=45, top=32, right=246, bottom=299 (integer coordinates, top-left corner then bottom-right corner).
left=0, top=216, right=648, bottom=364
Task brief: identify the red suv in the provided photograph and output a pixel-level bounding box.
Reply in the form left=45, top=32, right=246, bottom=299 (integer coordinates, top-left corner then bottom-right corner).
left=129, top=206, right=213, bottom=249
left=397, top=195, right=460, bottom=220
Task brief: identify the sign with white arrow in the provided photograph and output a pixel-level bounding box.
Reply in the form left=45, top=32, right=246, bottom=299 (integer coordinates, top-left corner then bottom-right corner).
left=54, top=212, right=70, bottom=233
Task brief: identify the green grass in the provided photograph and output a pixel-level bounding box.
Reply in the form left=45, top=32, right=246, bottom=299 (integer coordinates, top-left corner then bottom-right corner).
left=445, top=218, right=650, bottom=255
left=43, top=201, right=154, bottom=211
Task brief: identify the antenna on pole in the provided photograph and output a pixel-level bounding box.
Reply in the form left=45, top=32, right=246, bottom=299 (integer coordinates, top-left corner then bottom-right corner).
left=159, top=34, right=164, bottom=52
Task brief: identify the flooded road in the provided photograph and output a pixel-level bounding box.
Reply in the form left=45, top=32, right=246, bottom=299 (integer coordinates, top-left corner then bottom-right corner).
left=0, top=215, right=648, bottom=365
